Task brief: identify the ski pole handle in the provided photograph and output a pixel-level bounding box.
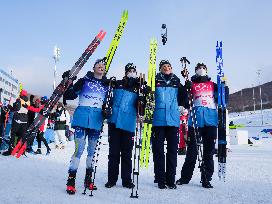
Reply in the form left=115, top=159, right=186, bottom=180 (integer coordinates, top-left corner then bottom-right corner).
left=180, top=57, right=191, bottom=81
left=180, top=57, right=190, bottom=65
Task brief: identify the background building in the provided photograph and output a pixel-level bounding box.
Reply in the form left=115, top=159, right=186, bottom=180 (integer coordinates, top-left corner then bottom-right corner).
left=0, top=68, right=20, bottom=104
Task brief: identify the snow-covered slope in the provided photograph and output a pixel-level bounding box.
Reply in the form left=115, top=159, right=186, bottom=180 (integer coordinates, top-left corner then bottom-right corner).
left=229, top=109, right=272, bottom=139
left=229, top=109, right=272, bottom=127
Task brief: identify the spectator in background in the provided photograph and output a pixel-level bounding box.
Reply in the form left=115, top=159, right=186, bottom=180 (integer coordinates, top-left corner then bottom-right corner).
left=2, top=90, right=30, bottom=156
left=26, top=95, right=37, bottom=153
left=27, top=97, right=51, bottom=155
left=52, top=103, right=69, bottom=149
left=178, top=107, right=188, bottom=155
left=0, top=103, right=14, bottom=153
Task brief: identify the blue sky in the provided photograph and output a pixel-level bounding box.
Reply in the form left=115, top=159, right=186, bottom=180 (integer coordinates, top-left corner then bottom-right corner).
left=0, top=0, right=271, bottom=98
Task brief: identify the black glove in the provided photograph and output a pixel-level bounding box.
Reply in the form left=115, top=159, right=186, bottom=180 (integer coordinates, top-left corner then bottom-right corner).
left=30, top=95, right=35, bottom=105
left=73, top=78, right=85, bottom=92
left=109, top=77, right=116, bottom=85
left=103, top=77, right=116, bottom=87
left=22, top=103, right=29, bottom=109
left=62, top=70, right=77, bottom=81
left=181, top=69, right=189, bottom=78
left=185, top=81, right=192, bottom=90
left=20, top=95, right=29, bottom=102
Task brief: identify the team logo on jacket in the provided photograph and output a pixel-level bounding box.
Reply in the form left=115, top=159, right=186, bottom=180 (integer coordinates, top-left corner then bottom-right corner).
left=191, top=81, right=216, bottom=109
left=78, top=80, right=108, bottom=108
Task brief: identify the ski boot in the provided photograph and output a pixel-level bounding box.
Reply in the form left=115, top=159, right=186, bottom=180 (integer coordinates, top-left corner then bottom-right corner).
left=122, top=181, right=135, bottom=189
left=26, top=147, right=35, bottom=154
left=158, top=183, right=167, bottom=189
left=46, top=148, right=51, bottom=155
left=66, top=172, right=77, bottom=195
left=176, top=178, right=189, bottom=185
left=166, top=183, right=177, bottom=189
left=201, top=180, right=213, bottom=188
left=84, top=169, right=97, bottom=190
left=2, top=147, right=12, bottom=156
left=35, top=148, right=42, bottom=154
left=105, top=181, right=116, bottom=188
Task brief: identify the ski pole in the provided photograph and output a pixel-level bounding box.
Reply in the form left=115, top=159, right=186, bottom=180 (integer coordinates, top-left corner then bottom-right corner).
left=131, top=73, right=145, bottom=198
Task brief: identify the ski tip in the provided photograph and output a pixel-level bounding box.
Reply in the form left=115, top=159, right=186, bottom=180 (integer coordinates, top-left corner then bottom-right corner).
left=216, top=40, right=223, bottom=47
left=11, top=149, right=17, bottom=156
left=11, top=139, right=23, bottom=156
left=16, top=143, right=27, bottom=159
left=97, top=30, right=106, bottom=41
left=122, top=10, right=128, bottom=20
left=97, top=30, right=104, bottom=38
left=100, top=31, right=106, bottom=40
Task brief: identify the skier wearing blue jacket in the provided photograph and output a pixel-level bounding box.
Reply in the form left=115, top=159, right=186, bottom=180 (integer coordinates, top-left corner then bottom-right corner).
left=63, top=58, right=109, bottom=195
left=152, top=60, right=187, bottom=190
left=176, top=63, right=229, bottom=188
left=105, top=63, right=146, bottom=189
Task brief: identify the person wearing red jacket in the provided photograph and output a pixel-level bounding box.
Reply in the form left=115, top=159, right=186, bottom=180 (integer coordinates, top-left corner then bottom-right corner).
left=27, top=98, right=51, bottom=155
left=178, top=107, right=188, bottom=155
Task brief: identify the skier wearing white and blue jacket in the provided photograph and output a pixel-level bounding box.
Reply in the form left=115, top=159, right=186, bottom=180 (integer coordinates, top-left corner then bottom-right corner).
left=63, top=58, right=109, bottom=195
left=176, top=63, right=229, bottom=188
left=152, top=60, right=188, bottom=190
left=105, top=63, right=146, bottom=189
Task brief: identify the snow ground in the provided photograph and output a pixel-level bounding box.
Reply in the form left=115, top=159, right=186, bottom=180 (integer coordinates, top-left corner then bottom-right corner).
left=1, top=137, right=272, bottom=204
left=1, top=110, right=272, bottom=204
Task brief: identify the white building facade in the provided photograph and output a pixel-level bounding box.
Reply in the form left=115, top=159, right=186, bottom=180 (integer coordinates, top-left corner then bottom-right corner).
left=0, top=68, right=20, bottom=104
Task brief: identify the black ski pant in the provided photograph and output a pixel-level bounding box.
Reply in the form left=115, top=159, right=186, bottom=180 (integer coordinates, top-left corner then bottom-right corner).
left=37, top=131, right=50, bottom=150
left=179, top=126, right=216, bottom=182
left=107, top=123, right=134, bottom=184
left=10, top=121, right=28, bottom=148
left=152, top=126, right=178, bottom=185
left=27, top=132, right=36, bottom=151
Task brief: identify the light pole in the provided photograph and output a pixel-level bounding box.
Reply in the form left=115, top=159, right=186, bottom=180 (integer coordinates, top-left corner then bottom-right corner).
left=53, top=45, right=61, bottom=91
left=240, top=89, right=244, bottom=112
left=256, top=69, right=263, bottom=125
left=252, top=84, right=256, bottom=112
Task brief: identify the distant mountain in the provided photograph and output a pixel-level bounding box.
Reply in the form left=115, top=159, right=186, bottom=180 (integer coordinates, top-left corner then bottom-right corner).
left=228, top=81, right=272, bottom=112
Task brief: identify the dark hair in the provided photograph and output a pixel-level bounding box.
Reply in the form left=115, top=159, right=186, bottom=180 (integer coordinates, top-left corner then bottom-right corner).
left=195, top=63, right=207, bottom=71
left=125, top=63, right=137, bottom=73
left=159, top=60, right=171, bottom=69
left=93, top=57, right=107, bottom=69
